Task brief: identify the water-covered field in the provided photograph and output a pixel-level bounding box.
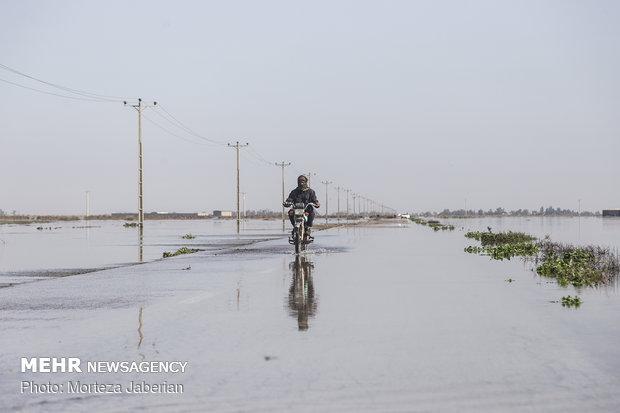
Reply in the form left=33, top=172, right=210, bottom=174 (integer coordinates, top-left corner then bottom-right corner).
left=1, top=216, right=619, bottom=412
left=0, top=218, right=285, bottom=286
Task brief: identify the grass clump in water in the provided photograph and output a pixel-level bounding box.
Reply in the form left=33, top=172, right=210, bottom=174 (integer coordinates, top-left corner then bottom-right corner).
left=465, top=229, right=538, bottom=261
left=561, top=295, right=583, bottom=308
left=465, top=228, right=537, bottom=246
left=410, top=217, right=454, bottom=231
left=535, top=239, right=619, bottom=287
left=163, top=247, right=199, bottom=258
left=488, top=243, right=539, bottom=260
left=181, top=233, right=196, bottom=239
left=465, top=229, right=620, bottom=287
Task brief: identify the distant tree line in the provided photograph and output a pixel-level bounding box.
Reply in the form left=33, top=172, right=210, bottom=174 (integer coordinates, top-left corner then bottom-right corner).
left=417, top=206, right=600, bottom=217
left=245, top=209, right=281, bottom=217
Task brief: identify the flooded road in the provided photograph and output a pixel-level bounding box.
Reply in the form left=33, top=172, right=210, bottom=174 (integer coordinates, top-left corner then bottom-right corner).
left=1, top=218, right=620, bottom=412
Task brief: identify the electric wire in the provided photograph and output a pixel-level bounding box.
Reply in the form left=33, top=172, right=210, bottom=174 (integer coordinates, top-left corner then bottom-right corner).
left=0, top=63, right=131, bottom=102
left=151, top=105, right=226, bottom=146
left=0, top=77, right=110, bottom=102
left=246, top=145, right=275, bottom=166
left=1, top=64, right=391, bottom=211
left=142, top=113, right=214, bottom=146
left=240, top=151, right=270, bottom=168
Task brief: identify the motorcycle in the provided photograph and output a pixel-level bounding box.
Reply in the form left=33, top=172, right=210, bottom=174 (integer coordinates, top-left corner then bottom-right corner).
left=285, top=202, right=319, bottom=253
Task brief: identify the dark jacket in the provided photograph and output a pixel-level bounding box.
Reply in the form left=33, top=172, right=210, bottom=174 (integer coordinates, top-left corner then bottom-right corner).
left=286, top=187, right=319, bottom=211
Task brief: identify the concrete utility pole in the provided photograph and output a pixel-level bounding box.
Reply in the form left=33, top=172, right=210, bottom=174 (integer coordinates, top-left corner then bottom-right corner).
left=345, top=189, right=350, bottom=219
left=306, top=172, right=316, bottom=187
left=335, top=186, right=341, bottom=219
left=125, top=98, right=157, bottom=229
left=352, top=193, right=357, bottom=215
left=228, top=141, right=249, bottom=233
left=321, top=180, right=332, bottom=224
left=276, top=161, right=291, bottom=232
left=85, top=190, right=90, bottom=219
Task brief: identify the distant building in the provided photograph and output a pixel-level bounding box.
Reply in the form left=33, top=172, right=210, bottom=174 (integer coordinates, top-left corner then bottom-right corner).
left=213, top=210, right=233, bottom=217
left=602, top=209, right=620, bottom=217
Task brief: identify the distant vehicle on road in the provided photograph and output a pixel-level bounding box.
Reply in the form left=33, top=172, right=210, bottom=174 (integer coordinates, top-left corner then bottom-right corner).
left=398, top=213, right=410, bottom=219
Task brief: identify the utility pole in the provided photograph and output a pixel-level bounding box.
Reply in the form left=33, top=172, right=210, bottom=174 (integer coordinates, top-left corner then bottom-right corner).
left=276, top=161, right=291, bottom=232
left=335, top=186, right=341, bottom=220
left=228, top=141, right=249, bottom=233
left=85, top=190, right=90, bottom=220
left=352, top=193, right=356, bottom=215
left=125, top=98, right=157, bottom=229
left=322, top=180, right=332, bottom=224
left=345, top=189, right=350, bottom=219
left=306, top=172, right=316, bottom=187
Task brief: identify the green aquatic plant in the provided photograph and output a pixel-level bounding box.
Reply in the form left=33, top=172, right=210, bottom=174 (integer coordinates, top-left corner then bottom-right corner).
left=163, top=247, right=199, bottom=258
left=464, top=228, right=619, bottom=288
left=536, top=246, right=609, bottom=287
left=465, top=246, right=486, bottom=254
left=411, top=217, right=454, bottom=231
left=488, top=243, right=539, bottom=261
left=465, top=243, right=538, bottom=261
left=561, top=295, right=583, bottom=308
left=181, top=233, right=196, bottom=239
left=465, top=230, right=537, bottom=246
left=123, top=222, right=138, bottom=228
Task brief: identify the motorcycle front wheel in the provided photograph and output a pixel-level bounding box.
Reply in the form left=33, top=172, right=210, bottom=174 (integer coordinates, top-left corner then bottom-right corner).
left=294, top=226, right=302, bottom=254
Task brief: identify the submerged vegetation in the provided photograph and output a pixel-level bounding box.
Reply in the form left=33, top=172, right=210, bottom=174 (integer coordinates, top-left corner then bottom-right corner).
left=465, top=229, right=537, bottom=246
left=465, top=228, right=539, bottom=261
left=465, top=228, right=620, bottom=292
left=535, top=239, right=619, bottom=287
left=163, top=247, right=199, bottom=258
left=465, top=242, right=539, bottom=261
left=561, top=295, right=583, bottom=308
left=410, top=217, right=455, bottom=231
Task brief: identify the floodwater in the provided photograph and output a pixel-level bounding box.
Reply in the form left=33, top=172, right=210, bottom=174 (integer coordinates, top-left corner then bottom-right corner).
left=0, top=218, right=283, bottom=287
left=1, top=217, right=620, bottom=412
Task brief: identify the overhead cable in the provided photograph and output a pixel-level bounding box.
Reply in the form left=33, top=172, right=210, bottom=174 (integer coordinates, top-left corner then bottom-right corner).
left=151, top=104, right=227, bottom=146
left=0, top=63, right=131, bottom=102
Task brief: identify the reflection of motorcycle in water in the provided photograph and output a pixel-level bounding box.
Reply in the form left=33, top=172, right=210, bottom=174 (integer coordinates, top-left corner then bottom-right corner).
left=287, top=255, right=318, bottom=331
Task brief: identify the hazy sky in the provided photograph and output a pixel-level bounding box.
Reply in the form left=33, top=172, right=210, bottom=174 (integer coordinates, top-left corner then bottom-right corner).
left=1, top=0, right=619, bottom=215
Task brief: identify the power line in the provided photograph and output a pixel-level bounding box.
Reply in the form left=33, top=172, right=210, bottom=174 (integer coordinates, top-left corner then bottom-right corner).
left=152, top=104, right=227, bottom=146
left=142, top=113, right=214, bottom=146
left=0, top=77, right=110, bottom=102
left=0, top=63, right=131, bottom=102
left=245, top=146, right=275, bottom=166
left=240, top=150, right=270, bottom=168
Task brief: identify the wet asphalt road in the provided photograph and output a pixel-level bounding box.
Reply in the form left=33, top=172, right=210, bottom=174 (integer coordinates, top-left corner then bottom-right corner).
left=2, top=219, right=620, bottom=412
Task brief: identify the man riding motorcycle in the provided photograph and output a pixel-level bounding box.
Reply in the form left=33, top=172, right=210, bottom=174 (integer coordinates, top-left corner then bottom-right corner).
left=283, top=175, right=320, bottom=237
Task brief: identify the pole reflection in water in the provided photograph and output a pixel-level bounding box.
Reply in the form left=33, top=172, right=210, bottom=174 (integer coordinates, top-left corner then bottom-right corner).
left=137, top=307, right=144, bottom=349
left=287, top=255, right=318, bottom=331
